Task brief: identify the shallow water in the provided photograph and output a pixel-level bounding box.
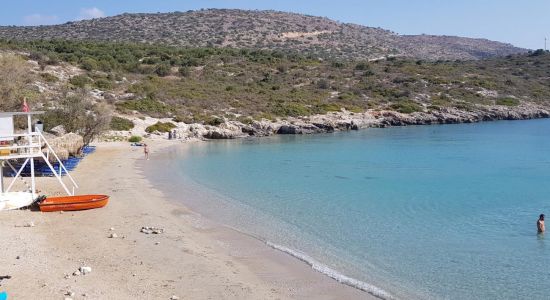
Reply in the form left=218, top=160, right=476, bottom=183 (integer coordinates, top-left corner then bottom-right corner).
left=150, top=119, right=550, bottom=299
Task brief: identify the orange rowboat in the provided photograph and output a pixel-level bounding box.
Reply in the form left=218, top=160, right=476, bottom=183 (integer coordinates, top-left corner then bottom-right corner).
left=39, top=195, right=109, bottom=212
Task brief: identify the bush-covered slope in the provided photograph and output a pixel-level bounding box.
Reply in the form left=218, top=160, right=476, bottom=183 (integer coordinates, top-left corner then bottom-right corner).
left=0, top=9, right=526, bottom=61
left=1, top=40, right=548, bottom=125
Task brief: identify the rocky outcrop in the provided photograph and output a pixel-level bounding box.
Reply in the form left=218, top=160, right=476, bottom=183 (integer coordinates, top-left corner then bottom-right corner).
left=111, top=103, right=550, bottom=142
left=373, top=104, right=550, bottom=127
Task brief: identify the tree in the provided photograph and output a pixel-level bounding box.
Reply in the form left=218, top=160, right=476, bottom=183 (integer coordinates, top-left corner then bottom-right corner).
left=0, top=54, right=35, bottom=111
left=45, top=90, right=112, bottom=145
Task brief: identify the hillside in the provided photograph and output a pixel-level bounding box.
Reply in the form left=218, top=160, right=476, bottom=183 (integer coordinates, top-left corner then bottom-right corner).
left=1, top=40, right=549, bottom=140
left=0, top=9, right=526, bottom=61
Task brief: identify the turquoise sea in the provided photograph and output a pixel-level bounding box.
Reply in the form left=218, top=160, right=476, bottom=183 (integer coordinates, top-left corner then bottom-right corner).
left=150, top=119, right=550, bottom=299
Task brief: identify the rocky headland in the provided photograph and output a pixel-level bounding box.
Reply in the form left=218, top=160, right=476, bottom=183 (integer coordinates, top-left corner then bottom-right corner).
left=112, top=103, right=550, bottom=141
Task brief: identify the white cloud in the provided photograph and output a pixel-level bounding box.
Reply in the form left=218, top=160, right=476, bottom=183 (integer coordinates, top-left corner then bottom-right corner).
left=23, top=14, right=59, bottom=26
left=77, top=7, right=106, bottom=20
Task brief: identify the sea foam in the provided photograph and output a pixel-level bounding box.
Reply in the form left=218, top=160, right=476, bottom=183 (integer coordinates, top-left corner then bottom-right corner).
left=266, top=241, right=394, bottom=300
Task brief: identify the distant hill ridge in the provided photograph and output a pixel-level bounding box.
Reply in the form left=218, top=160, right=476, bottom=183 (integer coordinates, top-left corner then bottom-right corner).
left=0, top=9, right=527, bottom=60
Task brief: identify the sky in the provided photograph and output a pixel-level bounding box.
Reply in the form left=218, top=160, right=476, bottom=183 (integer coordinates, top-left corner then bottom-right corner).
left=0, top=0, right=548, bottom=50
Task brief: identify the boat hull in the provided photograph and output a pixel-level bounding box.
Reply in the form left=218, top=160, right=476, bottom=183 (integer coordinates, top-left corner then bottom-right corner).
left=39, top=194, right=109, bottom=212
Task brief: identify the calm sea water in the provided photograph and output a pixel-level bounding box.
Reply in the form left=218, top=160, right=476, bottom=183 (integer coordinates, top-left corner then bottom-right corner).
left=150, top=119, right=550, bottom=299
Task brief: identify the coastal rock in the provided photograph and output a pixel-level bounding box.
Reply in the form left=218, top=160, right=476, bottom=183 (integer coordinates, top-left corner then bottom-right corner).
left=276, top=125, right=297, bottom=134
left=109, top=233, right=118, bottom=238
left=49, top=125, right=66, bottom=136
left=202, top=122, right=248, bottom=139
left=117, top=102, right=549, bottom=142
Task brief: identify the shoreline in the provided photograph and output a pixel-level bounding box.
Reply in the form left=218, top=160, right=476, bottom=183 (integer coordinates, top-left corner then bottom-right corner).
left=0, top=140, right=373, bottom=299
left=142, top=141, right=384, bottom=299
left=145, top=142, right=396, bottom=299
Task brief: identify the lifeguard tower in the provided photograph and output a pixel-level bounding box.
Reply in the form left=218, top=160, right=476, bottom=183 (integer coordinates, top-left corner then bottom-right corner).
left=0, top=111, right=78, bottom=211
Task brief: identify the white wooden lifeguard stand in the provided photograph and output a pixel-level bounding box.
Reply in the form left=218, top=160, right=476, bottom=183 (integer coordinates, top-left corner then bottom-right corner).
left=0, top=111, right=78, bottom=210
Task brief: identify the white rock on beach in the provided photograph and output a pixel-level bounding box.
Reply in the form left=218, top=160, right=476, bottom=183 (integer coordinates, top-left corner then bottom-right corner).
left=170, top=296, right=180, bottom=300
left=109, top=233, right=118, bottom=238
left=79, top=266, right=92, bottom=275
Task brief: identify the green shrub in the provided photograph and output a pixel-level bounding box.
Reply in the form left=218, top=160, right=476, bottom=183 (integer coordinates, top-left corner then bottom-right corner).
left=391, top=101, right=423, bottom=114
left=496, top=97, right=520, bottom=106
left=204, top=116, right=223, bottom=126
left=237, top=115, right=254, bottom=125
left=69, top=75, right=92, bottom=88
left=145, top=121, right=176, bottom=133
left=271, top=103, right=311, bottom=117
left=155, top=64, right=171, bottom=77
left=178, top=66, right=190, bottom=77
left=317, top=79, right=330, bottom=89
left=317, top=103, right=341, bottom=113
left=110, top=116, right=134, bottom=131
left=80, top=57, right=98, bottom=71
left=40, top=73, right=59, bottom=82
left=355, top=62, right=370, bottom=70
left=128, top=135, right=142, bottom=143
left=116, top=98, right=171, bottom=116
left=95, top=78, right=113, bottom=90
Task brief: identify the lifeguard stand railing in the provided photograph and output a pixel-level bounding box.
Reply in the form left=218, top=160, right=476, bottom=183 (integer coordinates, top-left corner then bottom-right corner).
left=0, top=112, right=78, bottom=207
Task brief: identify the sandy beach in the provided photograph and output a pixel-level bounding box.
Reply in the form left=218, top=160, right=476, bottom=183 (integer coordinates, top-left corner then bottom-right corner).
left=0, top=141, right=372, bottom=299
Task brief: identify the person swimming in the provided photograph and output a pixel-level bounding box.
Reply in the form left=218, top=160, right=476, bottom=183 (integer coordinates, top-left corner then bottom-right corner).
left=537, top=214, right=545, bottom=233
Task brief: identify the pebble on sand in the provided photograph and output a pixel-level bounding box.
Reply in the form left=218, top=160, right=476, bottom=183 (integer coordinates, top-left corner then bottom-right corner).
left=79, top=266, right=92, bottom=275
left=140, top=226, right=165, bottom=234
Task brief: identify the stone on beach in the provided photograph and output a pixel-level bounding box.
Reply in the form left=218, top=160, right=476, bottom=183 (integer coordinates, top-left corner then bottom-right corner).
left=109, top=233, right=118, bottom=238
left=140, top=226, right=164, bottom=234
left=79, top=266, right=92, bottom=275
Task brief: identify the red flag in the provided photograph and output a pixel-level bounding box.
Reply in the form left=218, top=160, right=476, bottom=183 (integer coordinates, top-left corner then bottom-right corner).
left=22, top=97, right=29, bottom=112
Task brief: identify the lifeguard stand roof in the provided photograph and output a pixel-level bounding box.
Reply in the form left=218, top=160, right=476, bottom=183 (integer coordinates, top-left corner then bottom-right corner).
left=0, top=111, right=44, bottom=117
